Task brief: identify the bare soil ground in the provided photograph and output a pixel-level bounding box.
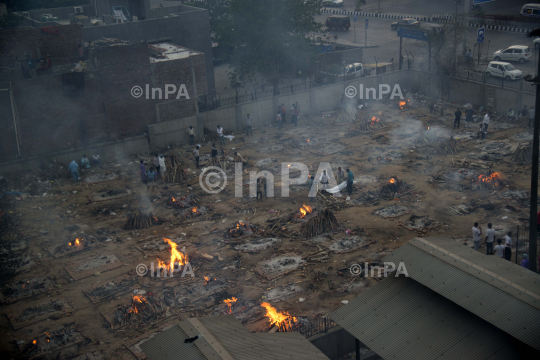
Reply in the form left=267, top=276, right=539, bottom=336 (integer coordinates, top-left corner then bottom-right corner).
left=0, top=98, right=532, bottom=358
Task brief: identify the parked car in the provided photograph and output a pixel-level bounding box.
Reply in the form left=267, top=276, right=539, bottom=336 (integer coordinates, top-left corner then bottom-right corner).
left=485, top=61, right=523, bottom=80
left=534, top=37, right=540, bottom=48
left=325, top=15, right=350, bottom=30
left=391, top=18, right=420, bottom=30
left=339, top=63, right=364, bottom=78
left=492, top=45, right=532, bottom=63
left=322, top=0, right=344, bottom=7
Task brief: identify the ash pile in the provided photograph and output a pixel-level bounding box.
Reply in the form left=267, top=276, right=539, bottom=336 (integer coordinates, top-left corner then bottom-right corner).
left=21, top=327, right=85, bottom=358
left=234, top=238, right=281, bottom=253
left=176, top=206, right=207, bottom=219
left=379, top=176, right=412, bottom=199
left=373, top=205, right=410, bottom=218
left=107, top=294, right=165, bottom=329
left=399, top=215, right=441, bottom=232
left=350, top=191, right=379, bottom=206
left=225, top=221, right=257, bottom=238
left=122, top=209, right=163, bottom=230
left=328, top=236, right=372, bottom=253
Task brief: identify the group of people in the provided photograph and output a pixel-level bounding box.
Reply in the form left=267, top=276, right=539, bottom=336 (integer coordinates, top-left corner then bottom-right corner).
left=139, top=154, right=167, bottom=192
left=68, top=155, right=102, bottom=183
left=471, top=222, right=530, bottom=267
left=276, top=102, right=300, bottom=130
left=504, top=105, right=535, bottom=127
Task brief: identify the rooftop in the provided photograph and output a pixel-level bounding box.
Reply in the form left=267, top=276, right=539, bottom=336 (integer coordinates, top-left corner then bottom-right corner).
left=149, top=43, right=203, bottom=63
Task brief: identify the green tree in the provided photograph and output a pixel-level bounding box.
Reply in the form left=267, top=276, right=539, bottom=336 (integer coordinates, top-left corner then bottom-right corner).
left=217, top=0, right=323, bottom=94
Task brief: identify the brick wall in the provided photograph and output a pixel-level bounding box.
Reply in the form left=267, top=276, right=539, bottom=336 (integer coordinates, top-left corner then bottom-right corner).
left=0, top=25, right=83, bottom=67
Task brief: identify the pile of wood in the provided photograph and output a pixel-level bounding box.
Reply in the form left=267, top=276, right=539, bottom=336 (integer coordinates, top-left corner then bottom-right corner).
left=434, top=136, right=459, bottom=154
left=300, top=209, right=340, bottom=238
left=165, top=194, right=200, bottom=209
left=358, top=117, right=385, bottom=132
left=122, top=209, right=163, bottom=230
left=413, top=130, right=433, bottom=146
left=451, top=157, right=492, bottom=169
left=335, top=107, right=357, bottom=124
left=163, top=154, right=188, bottom=184
left=112, top=295, right=163, bottom=329
left=511, top=143, right=532, bottom=164
left=379, top=176, right=414, bottom=199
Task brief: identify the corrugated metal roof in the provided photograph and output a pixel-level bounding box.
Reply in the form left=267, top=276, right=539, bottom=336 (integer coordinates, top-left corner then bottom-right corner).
left=380, top=237, right=540, bottom=350
left=199, top=315, right=276, bottom=360
left=139, top=324, right=207, bottom=360
left=331, top=276, right=522, bottom=360
left=255, top=332, right=330, bottom=360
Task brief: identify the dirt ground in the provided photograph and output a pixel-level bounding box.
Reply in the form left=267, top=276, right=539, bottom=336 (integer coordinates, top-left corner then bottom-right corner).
left=0, top=97, right=533, bottom=359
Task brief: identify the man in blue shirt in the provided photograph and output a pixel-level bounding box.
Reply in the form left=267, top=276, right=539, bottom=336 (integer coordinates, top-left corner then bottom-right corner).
left=68, top=160, right=79, bottom=183
left=346, top=168, right=354, bottom=200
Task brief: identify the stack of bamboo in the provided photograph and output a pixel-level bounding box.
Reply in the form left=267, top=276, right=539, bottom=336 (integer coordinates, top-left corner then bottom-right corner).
left=163, top=154, right=188, bottom=184
left=511, top=143, right=532, bottom=164
left=300, top=209, right=340, bottom=238
left=122, top=209, right=162, bottom=230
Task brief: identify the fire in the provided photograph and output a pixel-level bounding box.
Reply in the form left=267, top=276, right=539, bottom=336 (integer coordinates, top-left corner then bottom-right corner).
left=156, top=238, right=188, bottom=273
left=287, top=164, right=291, bottom=167
left=32, top=340, right=37, bottom=345
left=223, top=297, right=238, bottom=314
left=307, top=139, right=310, bottom=142
left=399, top=101, right=407, bottom=110
left=192, top=207, right=198, bottom=213
left=370, top=116, right=379, bottom=125
left=389, top=178, right=396, bottom=184
left=172, top=197, right=176, bottom=202
left=261, top=302, right=297, bottom=331
left=75, top=238, right=80, bottom=245
left=204, top=276, right=210, bottom=285
left=298, top=204, right=313, bottom=218
left=427, top=127, right=430, bottom=130
left=133, top=295, right=146, bottom=303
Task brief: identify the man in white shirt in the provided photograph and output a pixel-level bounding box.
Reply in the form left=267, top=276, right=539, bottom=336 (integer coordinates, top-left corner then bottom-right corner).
left=193, top=145, right=200, bottom=169
left=472, top=222, right=482, bottom=250
left=484, top=223, right=496, bottom=255
left=483, top=113, right=490, bottom=134
left=494, top=239, right=505, bottom=258
left=336, top=167, right=346, bottom=184
left=217, top=125, right=225, bottom=146
left=319, top=169, right=330, bottom=190
left=504, top=231, right=513, bottom=261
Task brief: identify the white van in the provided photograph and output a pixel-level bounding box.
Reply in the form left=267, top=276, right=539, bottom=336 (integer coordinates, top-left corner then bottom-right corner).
left=521, top=3, right=540, bottom=17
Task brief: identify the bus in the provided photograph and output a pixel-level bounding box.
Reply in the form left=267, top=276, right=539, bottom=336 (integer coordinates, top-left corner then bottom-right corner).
left=521, top=3, right=540, bottom=17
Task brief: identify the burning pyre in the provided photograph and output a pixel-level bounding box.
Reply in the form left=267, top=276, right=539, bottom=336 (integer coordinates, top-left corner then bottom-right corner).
left=293, top=204, right=314, bottom=221
left=223, top=297, right=238, bottom=314
left=379, top=176, right=412, bottom=199
left=261, top=302, right=298, bottom=332
left=176, top=205, right=207, bottom=219
left=156, top=238, right=189, bottom=275
left=166, top=194, right=200, bottom=209
left=300, top=209, right=340, bottom=238
left=110, top=294, right=163, bottom=329
left=122, top=209, right=163, bottom=230
left=358, top=116, right=385, bottom=132
left=398, top=100, right=410, bottom=110
left=23, top=327, right=83, bottom=357
left=227, top=221, right=254, bottom=238
left=470, top=172, right=506, bottom=191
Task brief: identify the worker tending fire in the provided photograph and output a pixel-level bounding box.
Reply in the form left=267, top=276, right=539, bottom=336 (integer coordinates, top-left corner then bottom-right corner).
left=261, top=302, right=298, bottom=332
left=223, top=297, right=238, bottom=314
left=156, top=238, right=188, bottom=274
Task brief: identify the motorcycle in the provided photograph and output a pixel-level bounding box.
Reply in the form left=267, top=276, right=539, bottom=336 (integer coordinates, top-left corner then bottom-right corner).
left=470, top=4, right=482, bottom=11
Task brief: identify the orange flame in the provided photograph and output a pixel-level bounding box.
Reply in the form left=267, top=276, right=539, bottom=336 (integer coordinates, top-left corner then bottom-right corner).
left=192, top=207, right=198, bottom=213
left=299, top=204, right=313, bottom=218
left=389, top=178, right=396, bottom=184
left=307, top=139, right=310, bottom=142
left=223, top=297, right=238, bottom=314
left=287, top=164, right=291, bottom=167
left=370, top=116, right=379, bottom=125
left=33, top=340, right=37, bottom=345
left=399, top=101, right=406, bottom=110
left=204, top=276, right=210, bottom=285
left=133, top=295, right=146, bottom=303
left=261, top=302, right=297, bottom=331
left=172, top=197, right=176, bottom=202
left=163, top=238, right=188, bottom=273
left=75, top=238, right=80, bottom=245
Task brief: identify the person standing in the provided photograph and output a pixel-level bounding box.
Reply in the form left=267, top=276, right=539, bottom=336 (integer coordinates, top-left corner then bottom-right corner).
left=210, top=143, right=218, bottom=165
left=69, top=160, right=79, bottom=183
left=261, top=176, right=267, bottom=198
left=483, top=112, right=490, bottom=135
left=472, top=222, right=482, bottom=250
left=81, top=155, right=90, bottom=169
left=290, top=103, right=295, bottom=124
left=193, top=145, right=200, bottom=169
left=246, top=114, right=253, bottom=136
left=147, top=166, right=156, bottom=192
left=281, top=103, right=286, bottom=123
left=346, top=168, right=354, bottom=201
left=256, top=178, right=263, bottom=201
left=92, top=154, right=102, bottom=167
left=153, top=154, right=160, bottom=179
left=319, top=170, right=330, bottom=191
left=336, top=167, right=346, bottom=184
left=477, top=123, right=485, bottom=141
left=186, top=126, right=195, bottom=145
left=139, top=160, right=147, bottom=185
left=485, top=223, right=496, bottom=255
left=520, top=254, right=529, bottom=269
left=504, top=231, right=513, bottom=261
left=276, top=112, right=282, bottom=130
left=465, top=107, right=474, bottom=128
left=306, top=175, right=315, bottom=202
left=454, top=108, right=462, bottom=129
left=521, top=105, right=528, bottom=122
left=293, top=104, right=299, bottom=126
left=529, top=107, right=535, bottom=128
left=494, top=239, right=505, bottom=258
left=217, top=125, right=225, bottom=146
left=159, top=154, right=166, bottom=179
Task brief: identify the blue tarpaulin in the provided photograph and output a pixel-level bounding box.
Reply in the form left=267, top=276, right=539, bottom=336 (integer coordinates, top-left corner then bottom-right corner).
left=318, top=45, right=334, bottom=54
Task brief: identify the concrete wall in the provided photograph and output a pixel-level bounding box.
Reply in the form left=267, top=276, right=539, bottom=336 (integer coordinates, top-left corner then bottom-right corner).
left=82, top=6, right=215, bottom=92
left=16, top=5, right=95, bottom=20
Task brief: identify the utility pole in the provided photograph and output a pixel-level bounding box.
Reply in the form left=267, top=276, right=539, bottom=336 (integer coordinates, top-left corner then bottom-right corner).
left=454, top=0, right=458, bottom=74
left=529, top=48, right=540, bottom=273
left=463, top=0, right=469, bottom=54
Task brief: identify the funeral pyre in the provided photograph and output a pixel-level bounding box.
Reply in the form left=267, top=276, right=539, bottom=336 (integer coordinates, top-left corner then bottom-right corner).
left=292, top=204, right=315, bottom=221
left=176, top=205, right=207, bottom=219
left=155, top=238, right=189, bottom=276
left=162, top=154, right=188, bottom=184
left=470, top=172, right=507, bottom=191
left=300, top=209, right=340, bottom=238
left=22, top=327, right=85, bottom=358
left=226, top=221, right=256, bottom=238
left=379, top=176, right=412, bottom=199
left=122, top=209, right=163, bottom=230
left=109, top=294, right=165, bottom=329
left=165, top=194, right=200, bottom=209
left=358, top=116, right=385, bottom=132
left=261, top=302, right=298, bottom=332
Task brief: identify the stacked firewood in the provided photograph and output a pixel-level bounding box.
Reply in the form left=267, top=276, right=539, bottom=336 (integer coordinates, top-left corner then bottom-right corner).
left=113, top=295, right=162, bottom=329
left=511, top=143, right=532, bottom=164
left=434, top=137, right=459, bottom=154
left=165, top=194, right=199, bottom=209
left=122, top=209, right=163, bottom=230
left=358, top=117, right=385, bottom=132
left=163, top=154, right=188, bottom=184
left=335, top=107, right=357, bottom=124
left=300, top=209, right=340, bottom=238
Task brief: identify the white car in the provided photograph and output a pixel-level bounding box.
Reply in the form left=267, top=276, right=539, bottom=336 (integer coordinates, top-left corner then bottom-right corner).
left=535, top=38, right=540, bottom=49
left=485, top=61, right=523, bottom=80
left=492, top=45, right=532, bottom=63
left=323, top=0, right=344, bottom=7
left=339, top=63, right=364, bottom=77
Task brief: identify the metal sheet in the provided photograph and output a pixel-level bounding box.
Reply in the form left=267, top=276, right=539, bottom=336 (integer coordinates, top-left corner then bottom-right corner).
left=139, top=324, right=207, bottom=360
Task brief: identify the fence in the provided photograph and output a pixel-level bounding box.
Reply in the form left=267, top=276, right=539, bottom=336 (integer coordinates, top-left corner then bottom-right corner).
left=516, top=226, right=540, bottom=271
left=290, top=317, right=338, bottom=338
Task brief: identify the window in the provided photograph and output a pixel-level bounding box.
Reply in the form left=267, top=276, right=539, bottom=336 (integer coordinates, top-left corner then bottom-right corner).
left=513, top=49, right=522, bottom=54
left=502, top=49, right=513, bottom=54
